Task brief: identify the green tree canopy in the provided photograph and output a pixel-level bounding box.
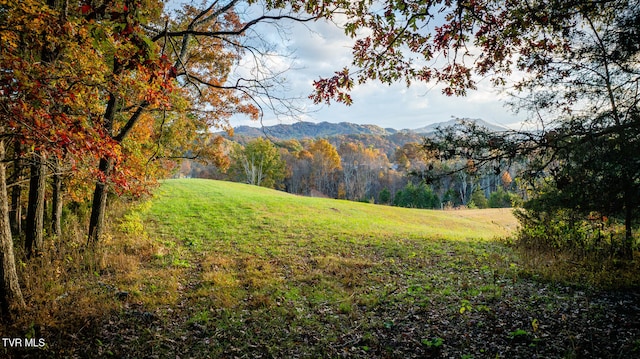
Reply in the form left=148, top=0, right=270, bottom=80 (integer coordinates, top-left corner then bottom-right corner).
left=230, top=138, right=286, bottom=189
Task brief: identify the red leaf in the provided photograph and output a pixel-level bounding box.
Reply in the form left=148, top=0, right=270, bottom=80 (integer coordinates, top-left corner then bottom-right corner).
left=80, top=4, right=91, bottom=14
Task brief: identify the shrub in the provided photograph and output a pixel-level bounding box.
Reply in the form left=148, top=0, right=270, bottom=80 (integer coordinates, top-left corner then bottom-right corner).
left=470, top=188, right=489, bottom=209
left=379, top=188, right=391, bottom=204
left=488, top=188, right=521, bottom=208
left=514, top=208, right=631, bottom=257
left=393, top=182, right=440, bottom=209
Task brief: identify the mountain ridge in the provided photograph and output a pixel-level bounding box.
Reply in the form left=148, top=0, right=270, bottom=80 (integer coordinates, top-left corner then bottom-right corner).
left=229, top=118, right=507, bottom=140
left=411, top=118, right=509, bottom=134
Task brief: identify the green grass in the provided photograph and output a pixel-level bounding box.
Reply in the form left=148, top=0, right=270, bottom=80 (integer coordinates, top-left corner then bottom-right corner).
left=136, top=178, right=519, bottom=307
left=147, top=178, right=516, bottom=244
left=92, top=178, right=523, bottom=357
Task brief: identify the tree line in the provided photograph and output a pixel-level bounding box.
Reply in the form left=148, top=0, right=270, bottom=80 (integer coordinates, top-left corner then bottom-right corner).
left=182, top=134, right=522, bottom=210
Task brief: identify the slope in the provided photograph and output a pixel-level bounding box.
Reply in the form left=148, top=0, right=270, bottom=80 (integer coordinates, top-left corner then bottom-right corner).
left=69, top=179, right=639, bottom=359
left=146, top=178, right=517, bottom=248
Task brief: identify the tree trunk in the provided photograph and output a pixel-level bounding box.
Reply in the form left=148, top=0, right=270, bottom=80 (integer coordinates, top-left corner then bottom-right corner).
left=51, top=158, right=63, bottom=238
left=0, top=139, right=26, bottom=319
left=624, top=202, right=634, bottom=260
left=87, top=157, right=113, bottom=243
left=9, top=141, right=23, bottom=236
left=25, top=152, right=46, bottom=258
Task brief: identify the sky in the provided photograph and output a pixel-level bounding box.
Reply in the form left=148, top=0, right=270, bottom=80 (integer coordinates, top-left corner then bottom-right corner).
left=170, top=1, right=525, bottom=131
left=234, top=13, right=524, bottom=131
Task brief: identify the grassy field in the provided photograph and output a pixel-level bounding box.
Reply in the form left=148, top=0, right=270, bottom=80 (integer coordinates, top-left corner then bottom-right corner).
left=9, top=178, right=640, bottom=358
left=136, top=179, right=519, bottom=310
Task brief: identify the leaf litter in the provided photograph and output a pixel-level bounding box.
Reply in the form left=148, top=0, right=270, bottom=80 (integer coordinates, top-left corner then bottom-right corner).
left=11, top=239, right=639, bottom=359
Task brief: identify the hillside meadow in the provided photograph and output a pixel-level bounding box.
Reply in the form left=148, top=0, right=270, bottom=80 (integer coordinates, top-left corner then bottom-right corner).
left=5, top=178, right=640, bottom=358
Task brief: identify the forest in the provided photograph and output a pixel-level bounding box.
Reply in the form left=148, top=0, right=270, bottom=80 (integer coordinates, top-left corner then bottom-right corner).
left=182, top=120, right=522, bottom=210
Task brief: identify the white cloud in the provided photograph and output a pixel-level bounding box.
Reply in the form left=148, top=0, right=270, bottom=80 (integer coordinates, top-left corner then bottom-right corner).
left=228, top=3, right=523, bottom=130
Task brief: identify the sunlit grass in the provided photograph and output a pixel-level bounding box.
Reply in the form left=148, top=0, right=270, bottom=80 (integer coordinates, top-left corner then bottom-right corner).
left=111, top=178, right=520, bottom=313
left=146, top=178, right=516, bottom=243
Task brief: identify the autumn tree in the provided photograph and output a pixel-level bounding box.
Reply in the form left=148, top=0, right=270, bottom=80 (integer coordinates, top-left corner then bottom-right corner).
left=81, top=0, right=178, bottom=242
left=455, top=165, right=477, bottom=207
left=0, top=0, right=102, bottom=257
left=394, top=142, right=433, bottom=181
left=339, top=142, right=388, bottom=201
left=25, top=151, right=46, bottom=257
left=8, top=142, right=23, bottom=236
left=308, top=139, right=342, bottom=197
left=288, top=148, right=314, bottom=195
left=51, top=157, right=64, bottom=238
left=0, top=0, right=120, bottom=315
left=0, top=141, right=26, bottom=318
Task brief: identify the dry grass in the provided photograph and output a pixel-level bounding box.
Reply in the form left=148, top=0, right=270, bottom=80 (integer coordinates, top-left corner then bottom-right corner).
left=5, top=199, right=176, bottom=337
left=516, top=245, right=640, bottom=288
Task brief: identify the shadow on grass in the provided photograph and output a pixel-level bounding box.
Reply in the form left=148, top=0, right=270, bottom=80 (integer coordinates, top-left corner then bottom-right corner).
left=3, top=230, right=640, bottom=359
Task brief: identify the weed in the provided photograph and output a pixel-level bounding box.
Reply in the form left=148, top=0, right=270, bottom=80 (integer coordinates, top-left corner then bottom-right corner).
left=188, top=310, right=211, bottom=326
left=459, top=299, right=473, bottom=314
left=338, top=301, right=353, bottom=314
left=531, top=318, right=540, bottom=332
left=421, top=337, right=444, bottom=348
left=508, top=328, right=531, bottom=340
left=171, top=258, right=191, bottom=268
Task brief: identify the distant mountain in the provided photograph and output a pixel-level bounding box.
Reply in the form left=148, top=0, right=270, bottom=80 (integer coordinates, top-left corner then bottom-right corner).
left=230, top=118, right=508, bottom=141
left=412, top=118, right=509, bottom=134
left=226, top=118, right=509, bottom=159
left=231, top=121, right=397, bottom=140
